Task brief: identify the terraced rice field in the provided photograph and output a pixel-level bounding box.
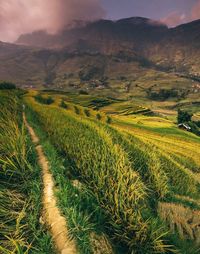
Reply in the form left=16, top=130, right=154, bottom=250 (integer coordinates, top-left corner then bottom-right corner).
left=1, top=90, right=200, bottom=253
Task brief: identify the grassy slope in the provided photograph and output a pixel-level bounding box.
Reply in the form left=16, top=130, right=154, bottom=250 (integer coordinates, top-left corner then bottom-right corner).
left=36, top=89, right=200, bottom=123
left=25, top=96, right=173, bottom=253
left=25, top=91, right=200, bottom=253
left=25, top=107, right=115, bottom=254
left=0, top=90, right=55, bottom=253
left=1, top=41, right=199, bottom=123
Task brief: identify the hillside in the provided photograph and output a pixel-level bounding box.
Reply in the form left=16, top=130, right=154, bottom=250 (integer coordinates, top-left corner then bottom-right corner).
left=24, top=90, right=200, bottom=253
left=16, top=17, right=200, bottom=75
left=0, top=84, right=200, bottom=253
left=0, top=17, right=200, bottom=94
left=0, top=41, right=46, bottom=86
left=0, top=17, right=200, bottom=110
left=16, top=17, right=168, bottom=53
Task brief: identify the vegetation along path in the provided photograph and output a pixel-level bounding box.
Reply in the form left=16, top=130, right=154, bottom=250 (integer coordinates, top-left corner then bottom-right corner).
left=23, top=112, right=77, bottom=254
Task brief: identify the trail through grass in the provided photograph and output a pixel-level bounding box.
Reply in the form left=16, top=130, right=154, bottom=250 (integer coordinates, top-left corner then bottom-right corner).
left=23, top=113, right=78, bottom=254
left=25, top=96, right=175, bottom=253
left=25, top=107, right=115, bottom=254
left=0, top=91, right=55, bottom=253
left=24, top=91, right=200, bottom=253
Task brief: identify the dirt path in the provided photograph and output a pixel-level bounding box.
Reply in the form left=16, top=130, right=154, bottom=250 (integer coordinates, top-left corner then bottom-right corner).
left=23, top=113, right=77, bottom=254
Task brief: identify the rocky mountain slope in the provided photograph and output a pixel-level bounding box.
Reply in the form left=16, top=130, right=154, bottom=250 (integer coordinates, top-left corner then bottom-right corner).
left=0, top=17, right=200, bottom=87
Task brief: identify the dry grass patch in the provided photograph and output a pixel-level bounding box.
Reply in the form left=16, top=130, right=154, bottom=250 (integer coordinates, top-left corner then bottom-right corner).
left=90, top=232, right=114, bottom=254
left=158, top=202, right=200, bottom=245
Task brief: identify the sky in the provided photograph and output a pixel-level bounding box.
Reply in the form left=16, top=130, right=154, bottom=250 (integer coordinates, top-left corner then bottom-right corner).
left=0, top=0, right=200, bottom=42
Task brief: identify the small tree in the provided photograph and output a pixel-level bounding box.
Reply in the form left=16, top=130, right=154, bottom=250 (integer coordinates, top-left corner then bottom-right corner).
left=96, top=113, right=101, bottom=121
left=188, top=121, right=200, bottom=136
left=79, top=90, right=88, bottom=95
left=106, top=116, right=112, bottom=124
left=84, top=109, right=90, bottom=117
left=60, top=100, right=68, bottom=109
left=46, top=96, right=54, bottom=105
left=74, top=106, right=80, bottom=115
left=0, top=81, right=16, bottom=90
left=35, top=95, right=54, bottom=105
left=177, top=109, right=193, bottom=124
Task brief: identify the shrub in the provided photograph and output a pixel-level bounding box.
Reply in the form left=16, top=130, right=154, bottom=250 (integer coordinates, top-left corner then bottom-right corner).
left=195, top=121, right=200, bottom=128
left=147, top=89, right=178, bottom=101
left=177, top=109, right=192, bottom=124
left=188, top=121, right=200, bottom=136
left=84, top=109, right=90, bottom=117
left=96, top=113, right=101, bottom=121
left=0, top=81, right=16, bottom=90
left=35, top=95, right=54, bottom=105
left=60, top=100, right=68, bottom=109
left=106, top=116, right=112, bottom=124
left=74, top=106, right=80, bottom=115
left=79, top=90, right=88, bottom=95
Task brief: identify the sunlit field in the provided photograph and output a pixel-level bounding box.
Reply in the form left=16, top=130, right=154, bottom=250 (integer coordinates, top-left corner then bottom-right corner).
left=0, top=88, right=200, bottom=253
left=8, top=90, right=197, bottom=253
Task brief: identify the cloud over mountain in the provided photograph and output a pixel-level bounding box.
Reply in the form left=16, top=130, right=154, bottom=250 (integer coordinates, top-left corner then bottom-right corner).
left=0, top=0, right=105, bottom=42
left=161, top=0, right=200, bottom=27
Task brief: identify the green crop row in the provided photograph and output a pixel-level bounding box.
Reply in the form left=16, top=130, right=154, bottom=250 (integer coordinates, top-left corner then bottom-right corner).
left=26, top=98, right=172, bottom=253
left=108, top=128, right=199, bottom=197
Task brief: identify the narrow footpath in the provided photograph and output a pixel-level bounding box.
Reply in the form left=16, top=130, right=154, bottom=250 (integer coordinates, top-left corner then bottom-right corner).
left=23, top=113, right=77, bottom=254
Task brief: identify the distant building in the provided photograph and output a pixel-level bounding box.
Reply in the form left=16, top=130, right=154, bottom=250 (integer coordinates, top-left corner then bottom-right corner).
left=178, top=123, right=191, bottom=131
left=191, top=84, right=200, bottom=93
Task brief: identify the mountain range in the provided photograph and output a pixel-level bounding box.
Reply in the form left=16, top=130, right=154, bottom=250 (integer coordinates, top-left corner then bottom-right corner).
left=0, top=17, right=200, bottom=88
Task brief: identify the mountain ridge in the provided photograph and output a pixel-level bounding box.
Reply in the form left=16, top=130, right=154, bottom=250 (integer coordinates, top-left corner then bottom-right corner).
left=16, top=17, right=169, bottom=49
left=0, top=17, right=200, bottom=88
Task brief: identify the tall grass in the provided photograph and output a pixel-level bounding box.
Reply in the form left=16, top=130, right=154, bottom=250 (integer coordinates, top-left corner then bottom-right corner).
left=114, top=125, right=199, bottom=197
left=26, top=98, right=172, bottom=253
left=25, top=108, right=117, bottom=254
left=34, top=94, right=54, bottom=105
left=0, top=91, right=54, bottom=253
left=0, top=112, right=30, bottom=181
left=123, top=133, right=199, bottom=197
left=100, top=127, right=170, bottom=200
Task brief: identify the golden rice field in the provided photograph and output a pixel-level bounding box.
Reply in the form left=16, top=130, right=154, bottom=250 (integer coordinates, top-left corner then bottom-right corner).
left=1, top=89, right=200, bottom=253
left=23, top=91, right=200, bottom=253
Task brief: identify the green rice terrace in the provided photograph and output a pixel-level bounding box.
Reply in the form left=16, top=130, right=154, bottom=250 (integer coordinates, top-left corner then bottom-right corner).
left=1, top=88, right=200, bottom=254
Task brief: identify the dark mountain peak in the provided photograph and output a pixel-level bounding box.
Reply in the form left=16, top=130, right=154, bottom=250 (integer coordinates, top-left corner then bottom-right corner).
left=117, top=16, right=149, bottom=24
left=172, top=18, right=200, bottom=33
left=169, top=18, right=200, bottom=43
left=2, top=17, right=200, bottom=86
left=84, top=19, right=114, bottom=30
left=175, top=18, right=200, bottom=29
left=16, top=16, right=169, bottom=49
left=116, top=16, right=168, bottom=28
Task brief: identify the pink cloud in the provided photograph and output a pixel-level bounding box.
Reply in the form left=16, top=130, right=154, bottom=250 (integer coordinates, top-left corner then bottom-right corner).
left=191, top=0, right=200, bottom=20
left=160, top=11, right=186, bottom=27
left=161, top=0, right=200, bottom=27
left=0, top=0, right=106, bottom=42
